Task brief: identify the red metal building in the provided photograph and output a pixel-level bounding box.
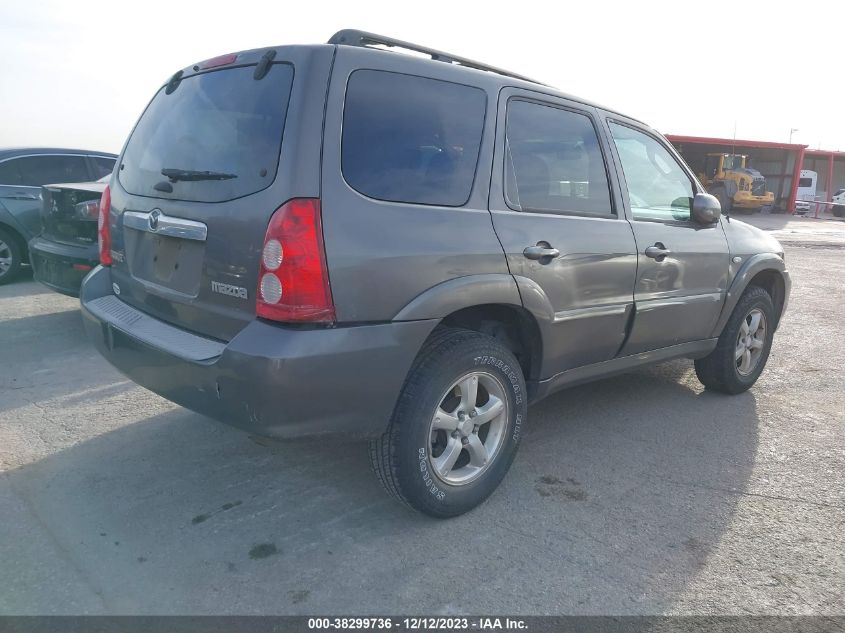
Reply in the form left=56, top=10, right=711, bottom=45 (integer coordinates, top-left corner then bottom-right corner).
left=666, top=135, right=845, bottom=213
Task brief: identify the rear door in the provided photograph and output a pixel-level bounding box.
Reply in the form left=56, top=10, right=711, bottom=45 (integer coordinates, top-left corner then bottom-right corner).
left=488, top=89, right=638, bottom=376
left=107, top=47, right=332, bottom=341
left=604, top=118, right=730, bottom=354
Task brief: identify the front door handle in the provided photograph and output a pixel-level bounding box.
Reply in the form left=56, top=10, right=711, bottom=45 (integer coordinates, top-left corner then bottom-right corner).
left=523, top=244, right=560, bottom=261
left=644, top=243, right=671, bottom=262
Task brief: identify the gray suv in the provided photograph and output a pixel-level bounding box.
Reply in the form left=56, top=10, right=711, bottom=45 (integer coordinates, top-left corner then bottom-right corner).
left=81, top=31, right=790, bottom=517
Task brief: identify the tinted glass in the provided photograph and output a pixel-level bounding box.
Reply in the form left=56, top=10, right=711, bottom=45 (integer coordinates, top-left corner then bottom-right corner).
left=120, top=64, right=294, bottom=203
left=342, top=70, right=486, bottom=207
left=91, top=156, right=116, bottom=179
left=798, top=177, right=813, bottom=187
left=17, top=155, right=89, bottom=186
left=505, top=101, right=612, bottom=215
left=0, top=159, right=22, bottom=185
left=610, top=123, right=694, bottom=222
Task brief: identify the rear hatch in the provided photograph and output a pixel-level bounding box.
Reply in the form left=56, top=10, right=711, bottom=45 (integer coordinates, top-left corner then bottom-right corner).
left=41, top=180, right=106, bottom=246
left=108, top=46, right=330, bottom=341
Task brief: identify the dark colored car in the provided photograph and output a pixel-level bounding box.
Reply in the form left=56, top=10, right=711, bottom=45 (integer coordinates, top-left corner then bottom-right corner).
left=0, top=148, right=116, bottom=284
left=81, top=31, right=790, bottom=517
left=28, top=178, right=108, bottom=296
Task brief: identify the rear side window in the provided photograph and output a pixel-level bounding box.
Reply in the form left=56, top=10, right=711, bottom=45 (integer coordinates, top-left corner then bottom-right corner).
left=90, top=156, right=116, bottom=179
left=17, top=155, right=89, bottom=186
left=119, top=64, right=294, bottom=203
left=0, top=159, right=22, bottom=185
left=342, top=70, right=486, bottom=207
left=504, top=100, right=613, bottom=216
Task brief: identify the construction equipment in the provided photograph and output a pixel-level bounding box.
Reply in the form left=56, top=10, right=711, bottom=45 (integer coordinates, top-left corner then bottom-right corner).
left=699, top=153, right=774, bottom=212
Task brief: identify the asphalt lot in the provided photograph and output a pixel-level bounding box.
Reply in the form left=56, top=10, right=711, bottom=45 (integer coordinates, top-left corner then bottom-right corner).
left=1, top=213, right=843, bottom=615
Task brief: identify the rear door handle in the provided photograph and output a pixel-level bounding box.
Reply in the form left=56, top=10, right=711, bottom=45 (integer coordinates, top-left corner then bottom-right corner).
left=644, top=243, right=671, bottom=262
left=523, top=244, right=560, bottom=261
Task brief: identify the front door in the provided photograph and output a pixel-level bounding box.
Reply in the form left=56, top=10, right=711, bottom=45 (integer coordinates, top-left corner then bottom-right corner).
left=488, top=91, right=638, bottom=378
left=606, top=120, right=730, bottom=355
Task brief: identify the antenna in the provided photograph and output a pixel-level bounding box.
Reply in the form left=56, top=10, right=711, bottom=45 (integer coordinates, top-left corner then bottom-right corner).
left=732, top=120, right=737, bottom=157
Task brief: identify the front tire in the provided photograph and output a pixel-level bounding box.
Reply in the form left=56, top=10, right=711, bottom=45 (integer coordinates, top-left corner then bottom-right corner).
left=370, top=327, right=527, bottom=517
left=695, top=286, right=775, bottom=394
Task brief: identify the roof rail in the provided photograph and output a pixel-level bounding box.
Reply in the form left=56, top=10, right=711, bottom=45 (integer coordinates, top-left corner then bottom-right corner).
left=328, top=29, right=548, bottom=86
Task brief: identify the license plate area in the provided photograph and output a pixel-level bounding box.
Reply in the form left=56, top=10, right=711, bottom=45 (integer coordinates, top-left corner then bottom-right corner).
left=125, top=230, right=205, bottom=296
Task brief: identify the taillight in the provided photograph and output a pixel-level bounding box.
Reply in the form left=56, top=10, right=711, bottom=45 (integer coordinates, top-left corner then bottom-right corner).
left=256, top=198, right=335, bottom=323
left=74, top=199, right=100, bottom=220
left=98, top=185, right=112, bottom=266
left=196, top=53, right=238, bottom=70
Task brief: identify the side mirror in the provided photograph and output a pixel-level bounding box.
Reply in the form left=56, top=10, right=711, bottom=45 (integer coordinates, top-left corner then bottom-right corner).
left=692, top=192, right=721, bottom=225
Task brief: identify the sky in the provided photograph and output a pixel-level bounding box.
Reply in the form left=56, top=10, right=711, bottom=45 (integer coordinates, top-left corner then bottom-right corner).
left=1, top=0, right=842, bottom=154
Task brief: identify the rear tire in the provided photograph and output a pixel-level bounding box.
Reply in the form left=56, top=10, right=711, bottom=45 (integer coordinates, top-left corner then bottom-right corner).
left=0, top=227, right=23, bottom=285
left=370, top=327, right=527, bottom=518
left=833, top=205, right=844, bottom=218
left=695, top=286, right=775, bottom=394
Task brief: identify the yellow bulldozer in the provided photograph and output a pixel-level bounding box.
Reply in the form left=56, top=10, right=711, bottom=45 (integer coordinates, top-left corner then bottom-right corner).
left=699, top=153, right=774, bottom=212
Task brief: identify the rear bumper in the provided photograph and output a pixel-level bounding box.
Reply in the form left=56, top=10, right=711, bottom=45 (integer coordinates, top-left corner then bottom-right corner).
left=80, top=266, right=437, bottom=439
left=29, top=236, right=98, bottom=297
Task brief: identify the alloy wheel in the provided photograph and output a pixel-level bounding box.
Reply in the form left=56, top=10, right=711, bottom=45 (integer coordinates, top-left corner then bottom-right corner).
left=736, top=308, right=767, bottom=376
left=0, top=239, right=12, bottom=277
left=428, top=371, right=509, bottom=486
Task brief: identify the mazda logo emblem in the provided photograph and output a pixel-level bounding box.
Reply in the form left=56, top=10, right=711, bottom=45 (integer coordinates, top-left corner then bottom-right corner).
left=148, top=209, right=161, bottom=231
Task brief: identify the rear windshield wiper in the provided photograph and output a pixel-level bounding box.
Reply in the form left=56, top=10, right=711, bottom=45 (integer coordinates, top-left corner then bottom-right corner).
left=161, top=168, right=237, bottom=182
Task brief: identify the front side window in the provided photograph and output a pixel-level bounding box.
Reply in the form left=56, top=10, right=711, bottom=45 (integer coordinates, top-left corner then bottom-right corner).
left=504, top=100, right=612, bottom=216
left=342, top=70, right=486, bottom=207
left=610, top=123, right=694, bottom=222
left=17, top=155, right=89, bottom=186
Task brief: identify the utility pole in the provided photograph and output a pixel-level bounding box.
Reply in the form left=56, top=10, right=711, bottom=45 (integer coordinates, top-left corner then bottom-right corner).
left=789, top=128, right=799, bottom=143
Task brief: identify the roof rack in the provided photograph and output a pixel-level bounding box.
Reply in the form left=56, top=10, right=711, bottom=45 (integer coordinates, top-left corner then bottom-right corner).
left=328, top=29, right=547, bottom=86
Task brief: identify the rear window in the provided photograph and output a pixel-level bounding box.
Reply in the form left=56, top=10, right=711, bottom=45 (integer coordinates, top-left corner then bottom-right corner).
left=119, top=64, right=294, bottom=203
left=798, top=178, right=813, bottom=187
left=341, top=70, right=486, bottom=207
